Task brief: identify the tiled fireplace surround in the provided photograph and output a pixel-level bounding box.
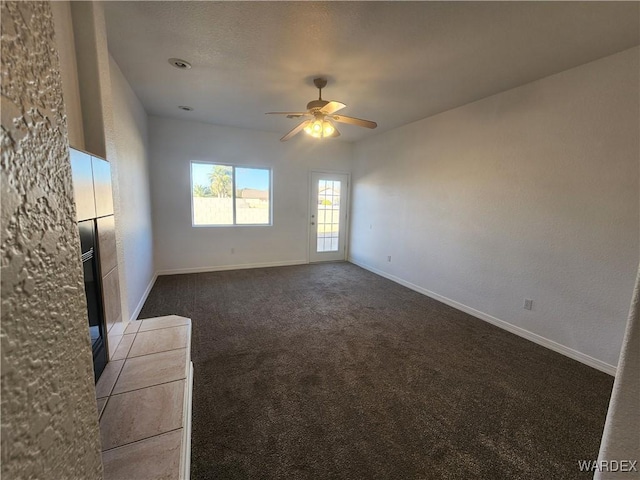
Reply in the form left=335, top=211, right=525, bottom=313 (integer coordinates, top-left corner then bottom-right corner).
left=95, top=315, right=193, bottom=480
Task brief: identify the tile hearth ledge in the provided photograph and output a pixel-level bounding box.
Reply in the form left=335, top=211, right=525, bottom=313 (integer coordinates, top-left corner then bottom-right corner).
left=95, top=315, right=193, bottom=480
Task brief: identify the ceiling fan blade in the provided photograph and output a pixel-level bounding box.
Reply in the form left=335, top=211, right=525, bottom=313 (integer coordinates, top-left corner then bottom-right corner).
left=280, top=120, right=309, bottom=142
left=319, top=101, right=346, bottom=115
left=330, top=115, right=377, bottom=129
left=266, top=111, right=310, bottom=116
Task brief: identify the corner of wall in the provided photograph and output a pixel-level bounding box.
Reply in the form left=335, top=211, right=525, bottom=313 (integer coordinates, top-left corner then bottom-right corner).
left=50, top=0, right=85, bottom=150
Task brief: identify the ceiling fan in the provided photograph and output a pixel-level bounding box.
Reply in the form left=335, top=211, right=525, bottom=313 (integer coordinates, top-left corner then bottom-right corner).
left=266, top=78, right=377, bottom=141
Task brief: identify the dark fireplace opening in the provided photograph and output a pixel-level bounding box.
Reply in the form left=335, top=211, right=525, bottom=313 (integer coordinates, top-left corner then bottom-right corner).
left=78, top=220, right=108, bottom=381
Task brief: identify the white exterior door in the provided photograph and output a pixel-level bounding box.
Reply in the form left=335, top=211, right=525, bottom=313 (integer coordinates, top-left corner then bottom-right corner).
left=309, top=172, right=349, bottom=262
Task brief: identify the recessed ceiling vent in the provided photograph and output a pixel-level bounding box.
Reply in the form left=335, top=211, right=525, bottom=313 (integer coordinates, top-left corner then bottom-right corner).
left=168, top=58, right=192, bottom=69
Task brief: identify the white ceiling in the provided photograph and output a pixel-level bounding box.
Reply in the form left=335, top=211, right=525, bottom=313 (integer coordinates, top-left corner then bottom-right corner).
left=104, top=1, right=639, bottom=142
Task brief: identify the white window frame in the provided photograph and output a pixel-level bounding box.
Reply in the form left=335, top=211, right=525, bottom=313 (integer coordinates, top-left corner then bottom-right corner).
left=190, top=161, right=273, bottom=227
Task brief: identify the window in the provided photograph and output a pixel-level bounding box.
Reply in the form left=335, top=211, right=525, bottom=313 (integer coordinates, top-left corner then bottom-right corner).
left=191, top=162, right=271, bottom=226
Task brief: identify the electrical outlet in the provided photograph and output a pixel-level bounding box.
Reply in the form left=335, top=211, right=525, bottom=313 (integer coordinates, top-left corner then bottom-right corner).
left=387, top=255, right=392, bottom=262
left=524, top=299, right=533, bottom=310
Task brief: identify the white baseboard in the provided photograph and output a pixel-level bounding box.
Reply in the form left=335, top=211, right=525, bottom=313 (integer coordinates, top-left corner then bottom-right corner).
left=129, top=273, right=158, bottom=323
left=349, top=257, right=617, bottom=376
left=156, top=259, right=308, bottom=276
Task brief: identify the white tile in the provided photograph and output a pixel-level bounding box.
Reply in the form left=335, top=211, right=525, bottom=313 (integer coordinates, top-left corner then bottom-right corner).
left=128, top=326, right=189, bottom=358
left=124, top=320, right=141, bottom=335
left=111, top=334, right=135, bottom=361
left=112, top=349, right=187, bottom=395
left=109, top=320, right=128, bottom=336
left=108, top=334, right=123, bottom=358
left=139, top=315, right=190, bottom=332
left=102, top=429, right=182, bottom=480
left=97, top=397, right=108, bottom=419
left=100, top=380, right=185, bottom=450
left=96, top=360, right=125, bottom=398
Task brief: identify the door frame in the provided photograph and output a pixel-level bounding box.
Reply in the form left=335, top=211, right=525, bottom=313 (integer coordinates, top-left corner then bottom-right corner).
left=307, top=170, right=351, bottom=263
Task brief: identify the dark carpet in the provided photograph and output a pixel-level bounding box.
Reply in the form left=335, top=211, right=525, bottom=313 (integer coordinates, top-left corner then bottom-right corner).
left=138, top=262, right=613, bottom=480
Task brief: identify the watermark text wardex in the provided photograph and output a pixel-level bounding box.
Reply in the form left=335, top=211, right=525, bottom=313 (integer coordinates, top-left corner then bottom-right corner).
left=578, top=460, right=638, bottom=473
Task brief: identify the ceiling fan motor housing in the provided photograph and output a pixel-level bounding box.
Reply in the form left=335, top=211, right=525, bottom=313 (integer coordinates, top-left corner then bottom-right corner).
left=307, top=99, right=329, bottom=111
left=307, top=77, right=330, bottom=110
left=313, top=78, right=328, bottom=89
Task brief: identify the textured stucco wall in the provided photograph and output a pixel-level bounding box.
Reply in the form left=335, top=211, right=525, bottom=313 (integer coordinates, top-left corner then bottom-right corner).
left=1, top=2, right=104, bottom=478
left=596, top=268, right=640, bottom=479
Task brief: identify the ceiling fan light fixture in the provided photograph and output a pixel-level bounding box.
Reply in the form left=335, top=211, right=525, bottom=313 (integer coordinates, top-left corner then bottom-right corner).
left=304, top=117, right=335, bottom=139
left=323, top=120, right=335, bottom=137
left=305, top=119, right=322, bottom=138
left=267, top=77, right=376, bottom=141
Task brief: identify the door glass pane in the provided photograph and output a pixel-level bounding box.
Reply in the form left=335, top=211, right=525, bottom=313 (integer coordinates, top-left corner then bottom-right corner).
left=317, top=179, right=341, bottom=252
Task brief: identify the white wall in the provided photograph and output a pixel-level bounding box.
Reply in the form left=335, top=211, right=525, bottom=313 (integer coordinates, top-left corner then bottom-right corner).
left=70, top=1, right=108, bottom=159
left=350, top=47, right=639, bottom=372
left=148, top=116, right=352, bottom=273
left=58, top=0, right=154, bottom=323
left=50, top=0, right=84, bottom=150
left=109, top=56, right=155, bottom=321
